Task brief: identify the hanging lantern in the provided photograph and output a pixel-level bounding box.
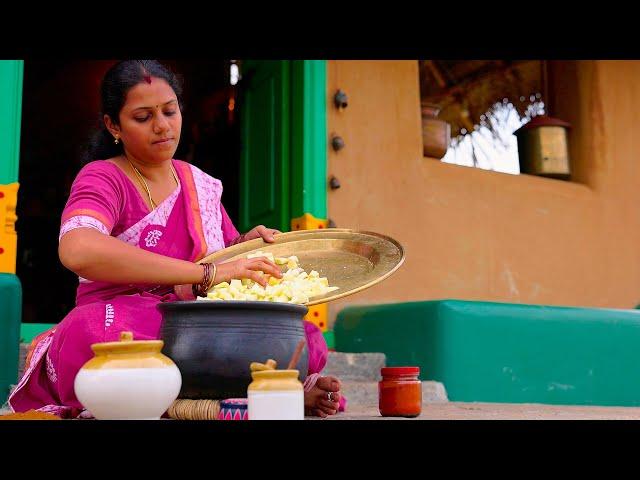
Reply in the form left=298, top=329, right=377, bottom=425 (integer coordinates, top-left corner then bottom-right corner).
left=514, top=115, right=571, bottom=179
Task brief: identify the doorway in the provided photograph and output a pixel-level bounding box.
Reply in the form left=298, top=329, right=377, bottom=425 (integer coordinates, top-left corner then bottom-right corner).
left=16, top=59, right=241, bottom=324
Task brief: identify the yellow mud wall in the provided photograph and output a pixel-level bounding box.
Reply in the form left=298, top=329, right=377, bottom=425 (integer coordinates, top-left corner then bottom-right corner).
left=326, top=60, right=640, bottom=324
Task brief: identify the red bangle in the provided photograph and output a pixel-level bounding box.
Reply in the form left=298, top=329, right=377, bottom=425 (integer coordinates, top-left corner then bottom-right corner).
left=193, top=263, right=215, bottom=297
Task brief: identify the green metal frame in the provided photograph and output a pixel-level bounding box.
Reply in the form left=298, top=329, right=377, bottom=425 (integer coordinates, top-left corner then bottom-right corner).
left=0, top=61, right=24, bottom=403
left=291, top=60, right=327, bottom=220
left=0, top=60, right=23, bottom=184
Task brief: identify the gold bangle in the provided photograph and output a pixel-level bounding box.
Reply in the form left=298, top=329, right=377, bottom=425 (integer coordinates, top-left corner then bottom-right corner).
left=206, top=263, right=217, bottom=291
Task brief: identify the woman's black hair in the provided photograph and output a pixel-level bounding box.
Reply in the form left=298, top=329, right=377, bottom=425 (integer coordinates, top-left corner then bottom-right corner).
left=81, top=60, right=183, bottom=164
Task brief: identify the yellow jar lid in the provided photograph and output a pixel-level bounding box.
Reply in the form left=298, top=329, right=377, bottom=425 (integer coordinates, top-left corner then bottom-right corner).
left=90, top=331, right=164, bottom=356
left=248, top=369, right=303, bottom=391
left=251, top=369, right=300, bottom=380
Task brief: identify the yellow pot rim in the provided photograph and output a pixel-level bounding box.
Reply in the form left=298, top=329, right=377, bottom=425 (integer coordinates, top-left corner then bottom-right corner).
left=251, top=369, right=300, bottom=380
left=90, top=331, right=163, bottom=355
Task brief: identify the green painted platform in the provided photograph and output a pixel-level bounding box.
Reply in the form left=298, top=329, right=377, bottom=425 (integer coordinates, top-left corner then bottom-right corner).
left=334, top=299, right=640, bottom=406
left=0, top=273, right=21, bottom=404
left=323, top=330, right=334, bottom=350
left=20, top=323, right=55, bottom=343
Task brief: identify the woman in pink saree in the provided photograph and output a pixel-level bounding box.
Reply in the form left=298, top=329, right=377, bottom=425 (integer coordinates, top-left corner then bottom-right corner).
left=8, top=60, right=344, bottom=418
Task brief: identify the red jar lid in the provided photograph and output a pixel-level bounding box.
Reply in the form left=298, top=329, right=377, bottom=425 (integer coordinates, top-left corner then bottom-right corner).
left=514, top=115, right=571, bottom=135
left=381, top=366, right=420, bottom=376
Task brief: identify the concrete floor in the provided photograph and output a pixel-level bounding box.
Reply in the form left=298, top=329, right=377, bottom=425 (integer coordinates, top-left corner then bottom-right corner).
left=5, top=402, right=640, bottom=420
left=316, top=402, right=640, bottom=420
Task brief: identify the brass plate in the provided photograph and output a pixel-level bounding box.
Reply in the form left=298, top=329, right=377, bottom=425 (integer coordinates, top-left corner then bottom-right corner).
left=198, top=229, right=405, bottom=306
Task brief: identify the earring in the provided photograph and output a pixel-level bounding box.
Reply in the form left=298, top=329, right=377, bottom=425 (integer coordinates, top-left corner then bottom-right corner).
left=114, top=136, right=120, bottom=145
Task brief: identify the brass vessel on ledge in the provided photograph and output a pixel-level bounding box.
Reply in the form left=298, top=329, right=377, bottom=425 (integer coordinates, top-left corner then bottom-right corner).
left=514, top=115, right=572, bottom=179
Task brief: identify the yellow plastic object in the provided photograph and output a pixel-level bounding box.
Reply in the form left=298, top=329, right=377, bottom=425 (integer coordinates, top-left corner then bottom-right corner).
left=306, top=303, right=328, bottom=332
left=0, top=183, right=19, bottom=274
left=290, top=212, right=328, bottom=231
left=290, top=212, right=328, bottom=330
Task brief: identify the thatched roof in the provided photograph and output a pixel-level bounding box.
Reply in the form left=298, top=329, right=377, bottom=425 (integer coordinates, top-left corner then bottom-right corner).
left=419, top=60, right=546, bottom=137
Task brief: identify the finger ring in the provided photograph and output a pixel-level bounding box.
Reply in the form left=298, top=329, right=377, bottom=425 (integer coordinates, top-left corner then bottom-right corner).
left=327, top=391, right=333, bottom=401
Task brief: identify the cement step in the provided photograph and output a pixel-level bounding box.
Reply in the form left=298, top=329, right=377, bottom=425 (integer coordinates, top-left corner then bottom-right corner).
left=323, top=351, right=386, bottom=381
left=4, top=343, right=31, bottom=407
left=18, top=343, right=28, bottom=379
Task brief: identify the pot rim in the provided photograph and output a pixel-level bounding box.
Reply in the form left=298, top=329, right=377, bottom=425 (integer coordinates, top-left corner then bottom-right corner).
left=158, top=300, right=309, bottom=314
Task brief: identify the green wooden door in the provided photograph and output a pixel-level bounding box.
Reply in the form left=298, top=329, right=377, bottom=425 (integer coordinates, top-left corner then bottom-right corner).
left=239, top=60, right=291, bottom=233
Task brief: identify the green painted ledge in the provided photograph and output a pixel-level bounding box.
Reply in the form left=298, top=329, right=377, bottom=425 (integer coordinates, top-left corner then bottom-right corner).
left=335, top=299, right=640, bottom=406
left=20, top=323, right=55, bottom=343
left=0, top=273, right=21, bottom=404
left=323, top=330, right=334, bottom=350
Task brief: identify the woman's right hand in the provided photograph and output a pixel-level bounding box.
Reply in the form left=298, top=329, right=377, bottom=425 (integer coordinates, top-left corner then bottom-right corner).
left=215, top=257, right=283, bottom=287
left=174, top=283, right=196, bottom=301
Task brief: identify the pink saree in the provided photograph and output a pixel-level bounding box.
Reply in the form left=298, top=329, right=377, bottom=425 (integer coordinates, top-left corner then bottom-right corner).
left=8, top=159, right=340, bottom=418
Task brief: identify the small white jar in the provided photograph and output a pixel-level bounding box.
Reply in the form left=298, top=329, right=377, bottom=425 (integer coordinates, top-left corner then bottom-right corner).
left=247, top=369, right=304, bottom=420
left=74, top=331, right=182, bottom=420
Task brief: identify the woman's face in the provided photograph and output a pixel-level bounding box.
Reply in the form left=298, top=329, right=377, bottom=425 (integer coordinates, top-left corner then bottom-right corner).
left=107, top=77, right=182, bottom=164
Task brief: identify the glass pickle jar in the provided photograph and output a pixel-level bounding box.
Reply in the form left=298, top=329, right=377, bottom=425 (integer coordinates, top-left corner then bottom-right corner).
left=378, top=366, right=422, bottom=417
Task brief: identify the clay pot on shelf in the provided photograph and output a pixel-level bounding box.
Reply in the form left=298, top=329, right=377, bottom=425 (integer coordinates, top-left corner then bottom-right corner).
left=421, top=103, right=451, bottom=159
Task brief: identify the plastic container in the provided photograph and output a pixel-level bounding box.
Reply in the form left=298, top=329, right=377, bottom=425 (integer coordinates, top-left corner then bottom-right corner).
left=378, top=366, right=422, bottom=417
left=218, top=398, right=248, bottom=420
left=247, top=369, right=304, bottom=420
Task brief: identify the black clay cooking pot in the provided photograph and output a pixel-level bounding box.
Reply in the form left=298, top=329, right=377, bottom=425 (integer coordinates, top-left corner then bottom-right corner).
left=158, top=300, right=309, bottom=399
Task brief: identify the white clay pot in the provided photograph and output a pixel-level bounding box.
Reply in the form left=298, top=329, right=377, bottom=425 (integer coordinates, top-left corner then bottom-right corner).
left=74, top=331, right=182, bottom=420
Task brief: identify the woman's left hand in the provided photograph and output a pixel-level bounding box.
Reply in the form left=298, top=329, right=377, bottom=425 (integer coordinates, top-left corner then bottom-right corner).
left=242, top=225, right=282, bottom=243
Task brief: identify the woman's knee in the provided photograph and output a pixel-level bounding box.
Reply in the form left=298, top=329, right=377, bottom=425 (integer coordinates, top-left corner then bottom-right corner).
left=303, top=320, right=328, bottom=374
left=51, top=304, right=108, bottom=366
